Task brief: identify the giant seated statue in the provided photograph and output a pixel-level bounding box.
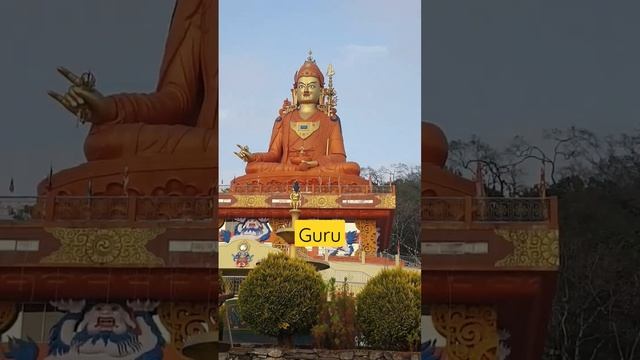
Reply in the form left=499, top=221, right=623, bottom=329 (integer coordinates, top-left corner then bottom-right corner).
left=231, top=54, right=368, bottom=192
left=40, top=0, right=217, bottom=196
left=422, top=121, right=474, bottom=197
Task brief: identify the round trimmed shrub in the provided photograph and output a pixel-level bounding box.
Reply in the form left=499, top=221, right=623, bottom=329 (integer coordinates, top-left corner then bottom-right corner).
left=356, top=268, right=420, bottom=350
left=237, top=253, right=325, bottom=346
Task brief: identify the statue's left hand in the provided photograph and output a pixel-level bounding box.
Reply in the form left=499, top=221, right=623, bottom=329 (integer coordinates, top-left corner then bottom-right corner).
left=48, top=67, right=117, bottom=124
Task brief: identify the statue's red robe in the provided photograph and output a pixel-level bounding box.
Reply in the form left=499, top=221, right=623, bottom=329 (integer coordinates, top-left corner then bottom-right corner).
left=84, top=0, right=217, bottom=161
left=247, top=110, right=360, bottom=176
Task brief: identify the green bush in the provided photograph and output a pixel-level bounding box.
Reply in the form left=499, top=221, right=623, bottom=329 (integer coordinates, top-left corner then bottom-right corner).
left=356, top=268, right=420, bottom=350
left=237, top=253, right=325, bottom=347
left=312, top=277, right=358, bottom=349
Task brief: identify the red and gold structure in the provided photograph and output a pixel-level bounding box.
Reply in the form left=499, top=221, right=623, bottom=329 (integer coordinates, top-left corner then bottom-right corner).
left=422, top=122, right=559, bottom=360
left=0, top=195, right=218, bottom=359
left=218, top=183, right=396, bottom=259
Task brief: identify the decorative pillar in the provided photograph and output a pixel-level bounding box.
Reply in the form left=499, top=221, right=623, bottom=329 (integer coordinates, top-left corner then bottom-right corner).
left=157, top=302, right=217, bottom=354
left=355, top=219, right=377, bottom=256
left=289, top=209, right=301, bottom=258
left=430, top=304, right=499, bottom=360
left=288, top=182, right=302, bottom=258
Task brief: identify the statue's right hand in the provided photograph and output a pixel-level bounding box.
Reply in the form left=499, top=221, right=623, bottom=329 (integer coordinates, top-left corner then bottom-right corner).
left=48, top=67, right=117, bottom=124
left=234, top=144, right=254, bottom=162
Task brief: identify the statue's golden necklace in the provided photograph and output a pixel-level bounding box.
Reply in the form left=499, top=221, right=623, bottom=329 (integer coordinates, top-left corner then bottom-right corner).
left=290, top=120, right=320, bottom=140
left=291, top=109, right=321, bottom=158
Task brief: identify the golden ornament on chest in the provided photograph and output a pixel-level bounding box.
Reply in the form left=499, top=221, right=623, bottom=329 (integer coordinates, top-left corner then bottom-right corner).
left=291, top=121, right=320, bottom=139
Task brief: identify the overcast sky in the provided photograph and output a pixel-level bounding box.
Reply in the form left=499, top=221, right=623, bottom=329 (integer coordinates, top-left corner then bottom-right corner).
left=423, top=0, right=640, bottom=147
left=219, top=0, right=421, bottom=184
left=0, top=0, right=175, bottom=195
left=0, top=0, right=421, bottom=195
left=2, top=1, right=639, bottom=195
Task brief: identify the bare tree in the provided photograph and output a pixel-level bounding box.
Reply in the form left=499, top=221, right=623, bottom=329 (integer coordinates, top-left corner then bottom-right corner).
left=362, top=164, right=420, bottom=260
left=447, top=127, right=640, bottom=360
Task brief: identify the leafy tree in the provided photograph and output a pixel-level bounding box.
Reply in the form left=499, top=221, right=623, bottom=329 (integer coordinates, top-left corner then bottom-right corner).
left=311, top=277, right=358, bottom=349
left=237, top=253, right=325, bottom=347
left=356, top=268, right=420, bottom=351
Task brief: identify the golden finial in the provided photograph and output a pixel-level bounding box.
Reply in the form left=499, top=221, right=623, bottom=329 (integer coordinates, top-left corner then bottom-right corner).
left=324, top=64, right=337, bottom=117
left=290, top=181, right=301, bottom=210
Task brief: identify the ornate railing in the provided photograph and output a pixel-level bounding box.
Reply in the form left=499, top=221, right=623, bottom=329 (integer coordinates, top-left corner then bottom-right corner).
left=135, top=197, right=213, bottom=221
left=0, top=196, right=215, bottom=222
left=422, top=197, right=466, bottom=222
left=53, top=196, right=129, bottom=221
left=219, top=183, right=394, bottom=194
left=422, top=197, right=555, bottom=224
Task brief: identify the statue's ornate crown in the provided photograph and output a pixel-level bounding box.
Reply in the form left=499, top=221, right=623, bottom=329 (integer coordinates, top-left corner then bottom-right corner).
left=294, top=50, right=324, bottom=86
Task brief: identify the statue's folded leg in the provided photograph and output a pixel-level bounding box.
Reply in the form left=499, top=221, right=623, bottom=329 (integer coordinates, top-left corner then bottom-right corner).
left=246, top=162, right=360, bottom=175
left=84, top=124, right=215, bottom=161
left=316, top=161, right=361, bottom=176
left=245, top=162, right=293, bottom=174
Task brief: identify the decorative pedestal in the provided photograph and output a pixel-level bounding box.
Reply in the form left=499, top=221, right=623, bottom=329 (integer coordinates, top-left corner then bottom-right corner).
left=39, top=155, right=217, bottom=196
left=219, top=184, right=396, bottom=253
left=0, top=212, right=218, bottom=360
left=422, top=198, right=559, bottom=360
left=230, top=173, right=369, bottom=193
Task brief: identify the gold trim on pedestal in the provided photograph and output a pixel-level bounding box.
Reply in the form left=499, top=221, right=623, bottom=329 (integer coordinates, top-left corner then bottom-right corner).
left=378, top=193, right=396, bottom=208
left=41, top=228, right=165, bottom=266
left=234, top=195, right=270, bottom=208
left=304, top=195, right=339, bottom=208
left=431, top=305, right=498, bottom=360
left=355, top=219, right=377, bottom=254
left=494, top=229, right=559, bottom=269
left=223, top=194, right=396, bottom=209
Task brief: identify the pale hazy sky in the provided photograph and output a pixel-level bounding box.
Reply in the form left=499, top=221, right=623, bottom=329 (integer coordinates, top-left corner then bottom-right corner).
left=2, top=0, right=638, bottom=195
left=0, top=0, right=421, bottom=195
left=219, top=0, right=421, bottom=184
left=423, top=0, right=640, bottom=147
left=0, top=0, right=175, bottom=195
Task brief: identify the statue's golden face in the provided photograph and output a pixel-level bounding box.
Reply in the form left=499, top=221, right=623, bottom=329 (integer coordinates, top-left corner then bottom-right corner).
left=295, top=76, right=322, bottom=104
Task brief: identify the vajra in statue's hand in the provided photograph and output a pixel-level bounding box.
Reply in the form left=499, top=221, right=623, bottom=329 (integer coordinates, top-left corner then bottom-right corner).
left=234, top=144, right=254, bottom=162
left=48, top=66, right=117, bottom=125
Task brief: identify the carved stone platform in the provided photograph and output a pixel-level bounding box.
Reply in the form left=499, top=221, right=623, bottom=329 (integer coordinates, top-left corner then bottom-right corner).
left=38, top=154, right=217, bottom=196
left=421, top=122, right=559, bottom=359
left=230, top=172, right=369, bottom=193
